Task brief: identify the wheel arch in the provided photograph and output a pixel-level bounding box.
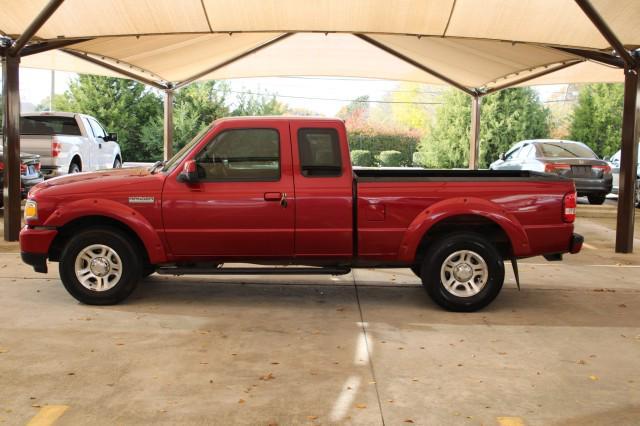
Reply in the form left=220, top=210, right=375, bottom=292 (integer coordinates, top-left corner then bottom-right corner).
left=398, top=197, right=530, bottom=264
left=44, top=199, right=168, bottom=264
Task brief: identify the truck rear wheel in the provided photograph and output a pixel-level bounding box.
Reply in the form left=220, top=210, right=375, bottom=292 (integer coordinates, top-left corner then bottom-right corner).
left=420, top=232, right=504, bottom=312
left=587, top=194, right=606, bottom=205
left=59, top=227, right=142, bottom=305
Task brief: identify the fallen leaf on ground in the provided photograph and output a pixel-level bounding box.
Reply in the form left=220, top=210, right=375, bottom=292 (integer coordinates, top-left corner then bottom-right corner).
left=355, top=403, right=367, bottom=409
left=307, top=415, right=318, bottom=420
left=576, top=360, right=586, bottom=365
left=271, top=362, right=280, bottom=365
left=404, top=420, right=414, bottom=423
left=0, top=349, right=8, bottom=354
left=619, top=304, right=627, bottom=308
left=260, top=373, right=275, bottom=381
left=589, top=375, right=599, bottom=381
left=238, top=399, right=245, bottom=404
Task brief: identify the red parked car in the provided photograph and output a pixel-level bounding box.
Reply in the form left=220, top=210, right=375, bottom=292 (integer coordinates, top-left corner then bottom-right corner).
left=20, top=117, right=582, bottom=311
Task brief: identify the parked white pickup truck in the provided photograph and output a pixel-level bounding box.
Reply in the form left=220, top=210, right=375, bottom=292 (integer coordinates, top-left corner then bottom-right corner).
left=19, top=112, right=122, bottom=178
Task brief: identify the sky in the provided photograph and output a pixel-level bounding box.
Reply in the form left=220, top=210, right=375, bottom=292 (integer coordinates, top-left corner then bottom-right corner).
left=14, top=67, right=565, bottom=116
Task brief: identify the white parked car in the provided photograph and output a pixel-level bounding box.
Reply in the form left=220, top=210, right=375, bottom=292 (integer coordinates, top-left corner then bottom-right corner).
left=608, top=147, right=640, bottom=207
left=19, top=112, right=122, bottom=178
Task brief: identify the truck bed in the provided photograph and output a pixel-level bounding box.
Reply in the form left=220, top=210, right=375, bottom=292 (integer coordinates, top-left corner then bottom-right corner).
left=353, top=168, right=566, bottom=182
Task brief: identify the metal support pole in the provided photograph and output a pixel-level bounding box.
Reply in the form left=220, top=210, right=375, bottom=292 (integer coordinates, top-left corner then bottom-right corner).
left=615, top=68, right=640, bottom=253
left=2, top=55, right=22, bottom=241
left=469, top=95, right=481, bottom=169
left=163, top=89, right=174, bottom=161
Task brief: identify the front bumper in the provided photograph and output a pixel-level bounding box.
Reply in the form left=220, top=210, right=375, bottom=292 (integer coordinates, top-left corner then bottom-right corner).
left=19, top=226, right=57, bottom=273
left=21, top=252, right=48, bottom=273
left=570, top=233, right=584, bottom=254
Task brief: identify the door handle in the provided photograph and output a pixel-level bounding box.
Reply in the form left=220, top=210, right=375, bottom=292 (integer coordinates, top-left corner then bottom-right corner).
left=264, top=192, right=282, bottom=201
left=263, top=192, right=288, bottom=208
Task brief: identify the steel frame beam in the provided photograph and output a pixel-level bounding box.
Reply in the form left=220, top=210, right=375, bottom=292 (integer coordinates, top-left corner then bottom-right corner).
left=21, top=38, right=91, bottom=56
left=550, top=46, right=625, bottom=68
left=575, top=0, right=638, bottom=253
left=2, top=55, right=22, bottom=241
left=60, top=49, right=167, bottom=90
left=469, top=96, right=481, bottom=169
left=615, top=68, right=639, bottom=253
left=354, top=33, right=477, bottom=97
left=481, top=61, right=582, bottom=96
left=174, top=33, right=293, bottom=89
left=2, top=0, right=66, bottom=241
left=9, top=0, right=64, bottom=55
left=163, top=89, right=174, bottom=161
left=574, top=0, right=637, bottom=68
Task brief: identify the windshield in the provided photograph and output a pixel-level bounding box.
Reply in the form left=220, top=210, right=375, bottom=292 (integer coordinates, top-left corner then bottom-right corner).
left=161, top=124, right=214, bottom=173
left=537, top=142, right=597, bottom=159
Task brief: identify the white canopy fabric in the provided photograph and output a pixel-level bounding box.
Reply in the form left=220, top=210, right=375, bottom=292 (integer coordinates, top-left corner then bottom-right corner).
left=2, top=0, right=635, bottom=89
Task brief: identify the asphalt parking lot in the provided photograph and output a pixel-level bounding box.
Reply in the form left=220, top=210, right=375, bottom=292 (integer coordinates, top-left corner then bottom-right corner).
left=1, top=205, right=639, bottom=425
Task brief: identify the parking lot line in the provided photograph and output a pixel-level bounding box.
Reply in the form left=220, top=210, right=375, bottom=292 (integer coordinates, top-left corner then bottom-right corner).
left=497, top=416, right=525, bottom=426
left=26, top=405, right=69, bottom=426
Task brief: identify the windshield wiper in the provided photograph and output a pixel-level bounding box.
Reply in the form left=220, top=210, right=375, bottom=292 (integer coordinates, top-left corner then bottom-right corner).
left=150, top=160, right=166, bottom=174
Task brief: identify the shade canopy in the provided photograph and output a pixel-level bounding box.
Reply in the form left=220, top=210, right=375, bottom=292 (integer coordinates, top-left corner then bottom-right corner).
left=2, top=0, right=634, bottom=90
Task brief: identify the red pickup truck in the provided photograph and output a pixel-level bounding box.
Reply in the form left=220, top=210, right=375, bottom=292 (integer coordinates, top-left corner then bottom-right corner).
left=20, top=117, right=583, bottom=311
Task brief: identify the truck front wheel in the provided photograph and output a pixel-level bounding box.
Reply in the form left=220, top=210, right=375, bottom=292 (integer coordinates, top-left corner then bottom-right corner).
left=59, top=227, right=142, bottom=305
left=420, top=232, right=504, bottom=312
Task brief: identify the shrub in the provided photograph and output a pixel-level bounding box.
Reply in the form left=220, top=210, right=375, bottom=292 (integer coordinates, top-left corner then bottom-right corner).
left=378, top=150, right=403, bottom=167
left=347, top=128, right=419, bottom=166
left=412, top=151, right=426, bottom=167
left=350, top=150, right=374, bottom=167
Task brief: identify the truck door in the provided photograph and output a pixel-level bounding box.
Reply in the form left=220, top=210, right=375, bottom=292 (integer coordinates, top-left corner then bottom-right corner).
left=86, top=117, right=111, bottom=169
left=290, top=121, right=353, bottom=261
left=162, top=120, right=295, bottom=259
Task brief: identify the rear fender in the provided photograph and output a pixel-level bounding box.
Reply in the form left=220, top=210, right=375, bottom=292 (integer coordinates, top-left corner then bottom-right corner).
left=43, top=198, right=167, bottom=263
left=397, top=196, right=530, bottom=262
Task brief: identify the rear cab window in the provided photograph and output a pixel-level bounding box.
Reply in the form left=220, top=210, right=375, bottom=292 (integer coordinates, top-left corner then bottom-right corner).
left=297, top=128, right=342, bottom=177
left=20, top=116, right=81, bottom=136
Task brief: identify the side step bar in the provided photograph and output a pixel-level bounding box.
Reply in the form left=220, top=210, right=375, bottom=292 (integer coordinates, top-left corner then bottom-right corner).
left=157, top=266, right=352, bottom=276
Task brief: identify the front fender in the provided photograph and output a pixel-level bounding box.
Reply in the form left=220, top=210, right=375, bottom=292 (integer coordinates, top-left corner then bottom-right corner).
left=43, top=198, right=167, bottom=263
left=397, top=196, right=530, bottom=262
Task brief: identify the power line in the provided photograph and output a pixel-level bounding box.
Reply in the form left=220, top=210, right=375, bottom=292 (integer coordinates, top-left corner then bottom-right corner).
left=228, top=89, right=443, bottom=105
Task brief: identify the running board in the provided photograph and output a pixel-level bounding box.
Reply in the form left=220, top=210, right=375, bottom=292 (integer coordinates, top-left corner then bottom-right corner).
left=156, top=266, right=352, bottom=276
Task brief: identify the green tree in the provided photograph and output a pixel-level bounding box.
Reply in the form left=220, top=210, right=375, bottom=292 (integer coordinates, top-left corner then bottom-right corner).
left=50, top=75, right=163, bottom=162
left=337, top=95, right=370, bottom=129
left=145, top=81, right=231, bottom=154
left=231, top=91, right=287, bottom=116
left=418, top=88, right=550, bottom=168
left=569, top=83, right=623, bottom=158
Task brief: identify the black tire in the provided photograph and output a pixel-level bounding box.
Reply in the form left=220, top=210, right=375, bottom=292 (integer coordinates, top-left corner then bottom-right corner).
left=410, top=265, right=422, bottom=278
left=113, top=157, right=122, bottom=168
left=142, top=265, right=156, bottom=279
left=68, top=161, right=81, bottom=174
left=420, top=232, right=504, bottom=312
left=59, top=227, right=142, bottom=305
left=587, top=194, right=606, bottom=205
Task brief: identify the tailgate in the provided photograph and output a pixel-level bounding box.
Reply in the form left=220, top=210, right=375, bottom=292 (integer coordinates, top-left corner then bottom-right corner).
left=20, top=135, right=53, bottom=165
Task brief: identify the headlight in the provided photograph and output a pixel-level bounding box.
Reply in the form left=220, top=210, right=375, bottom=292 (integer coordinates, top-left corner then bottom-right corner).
left=24, top=199, right=38, bottom=221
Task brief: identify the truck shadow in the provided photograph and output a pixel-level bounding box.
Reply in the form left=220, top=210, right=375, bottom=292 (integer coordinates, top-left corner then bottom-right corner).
left=115, top=275, right=640, bottom=328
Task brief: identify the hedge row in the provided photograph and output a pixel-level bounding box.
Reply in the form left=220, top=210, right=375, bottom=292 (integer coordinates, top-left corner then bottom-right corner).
left=347, top=129, right=419, bottom=167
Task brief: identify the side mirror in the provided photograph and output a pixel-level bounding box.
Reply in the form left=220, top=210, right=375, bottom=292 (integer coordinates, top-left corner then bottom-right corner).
left=499, top=153, right=505, bottom=161
left=177, top=160, right=198, bottom=183
left=104, top=132, right=118, bottom=142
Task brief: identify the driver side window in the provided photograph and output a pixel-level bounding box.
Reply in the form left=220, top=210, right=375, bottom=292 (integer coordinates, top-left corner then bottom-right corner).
left=504, top=147, right=521, bottom=161
left=194, top=128, right=280, bottom=182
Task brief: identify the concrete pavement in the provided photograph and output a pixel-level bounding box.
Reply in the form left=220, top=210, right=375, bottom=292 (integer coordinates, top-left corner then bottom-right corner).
left=0, top=214, right=639, bottom=425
